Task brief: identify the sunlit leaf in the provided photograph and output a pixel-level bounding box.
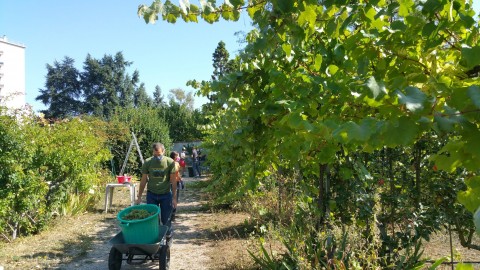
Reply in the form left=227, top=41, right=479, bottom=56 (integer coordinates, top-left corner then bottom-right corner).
left=314, top=54, right=323, bottom=71
left=399, top=0, right=414, bottom=17
left=366, top=76, right=386, bottom=99
left=455, top=263, right=474, bottom=270
left=396, top=87, right=428, bottom=112
left=179, top=0, right=190, bottom=14
left=282, top=43, right=292, bottom=58
left=326, top=65, right=339, bottom=76
left=298, top=4, right=317, bottom=29
left=247, top=2, right=261, bottom=18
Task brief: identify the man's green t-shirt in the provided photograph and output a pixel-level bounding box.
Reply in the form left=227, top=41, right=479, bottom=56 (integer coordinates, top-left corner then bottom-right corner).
left=141, top=155, right=177, bottom=194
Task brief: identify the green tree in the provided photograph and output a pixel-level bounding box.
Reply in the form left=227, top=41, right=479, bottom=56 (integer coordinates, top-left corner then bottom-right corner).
left=168, top=88, right=194, bottom=110
left=81, top=52, right=139, bottom=118
left=110, top=106, right=172, bottom=174
left=164, top=87, right=205, bottom=142
left=212, top=41, right=237, bottom=80
left=36, top=57, right=82, bottom=118
left=153, top=85, right=166, bottom=107
left=207, top=41, right=239, bottom=106
left=134, top=82, right=153, bottom=107
left=36, top=52, right=144, bottom=119
left=139, top=0, right=480, bottom=213
left=162, top=101, right=204, bottom=142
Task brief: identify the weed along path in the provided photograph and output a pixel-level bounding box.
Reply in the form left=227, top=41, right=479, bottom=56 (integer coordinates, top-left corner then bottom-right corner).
left=0, top=176, right=254, bottom=270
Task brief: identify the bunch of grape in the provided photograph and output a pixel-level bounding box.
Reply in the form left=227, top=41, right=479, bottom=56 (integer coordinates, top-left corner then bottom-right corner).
left=123, top=209, right=154, bottom=220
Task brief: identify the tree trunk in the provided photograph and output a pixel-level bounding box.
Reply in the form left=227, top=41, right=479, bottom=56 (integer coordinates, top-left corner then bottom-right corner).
left=318, top=163, right=327, bottom=228
left=414, top=143, right=422, bottom=208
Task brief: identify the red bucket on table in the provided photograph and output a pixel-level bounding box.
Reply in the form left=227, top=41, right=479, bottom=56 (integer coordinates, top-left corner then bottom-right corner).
left=117, top=175, right=132, bottom=183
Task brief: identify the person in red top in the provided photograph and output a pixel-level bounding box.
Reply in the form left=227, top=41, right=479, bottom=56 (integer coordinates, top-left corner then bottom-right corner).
left=179, top=147, right=187, bottom=177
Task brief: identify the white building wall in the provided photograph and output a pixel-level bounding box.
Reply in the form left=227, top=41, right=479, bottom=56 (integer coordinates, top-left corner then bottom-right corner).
left=0, top=36, right=26, bottom=110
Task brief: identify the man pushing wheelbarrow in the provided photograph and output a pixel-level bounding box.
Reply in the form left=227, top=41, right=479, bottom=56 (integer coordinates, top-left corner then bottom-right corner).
left=108, top=142, right=177, bottom=270
left=136, top=142, right=178, bottom=233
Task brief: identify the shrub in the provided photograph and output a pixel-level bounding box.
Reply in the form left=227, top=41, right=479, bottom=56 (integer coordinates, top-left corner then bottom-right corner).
left=0, top=110, right=112, bottom=241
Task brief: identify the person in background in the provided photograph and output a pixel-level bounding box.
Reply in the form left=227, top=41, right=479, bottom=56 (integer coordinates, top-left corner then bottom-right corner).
left=170, top=151, right=183, bottom=221
left=136, top=143, right=177, bottom=226
left=192, top=146, right=201, bottom=178
left=180, top=147, right=187, bottom=177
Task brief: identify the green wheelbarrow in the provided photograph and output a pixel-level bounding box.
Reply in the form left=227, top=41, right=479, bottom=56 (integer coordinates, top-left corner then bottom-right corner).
left=108, top=224, right=172, bottom=270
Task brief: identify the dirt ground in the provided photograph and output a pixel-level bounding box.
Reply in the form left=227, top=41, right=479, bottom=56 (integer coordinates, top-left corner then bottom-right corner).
left=0, top=176, right=479, bottom=270
left=422, top=231, right=480, bottom=269
left=0, top=176, right=257, bottom=270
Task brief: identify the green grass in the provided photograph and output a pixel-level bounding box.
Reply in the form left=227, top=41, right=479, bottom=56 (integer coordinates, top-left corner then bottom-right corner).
left=186, top=179, right=212, bottom=189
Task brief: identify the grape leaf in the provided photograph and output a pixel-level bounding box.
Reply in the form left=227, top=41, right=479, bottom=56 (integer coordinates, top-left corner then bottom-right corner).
left=458, top=176, right=480, bottom=213
left=366, top=76, right=386, bottom=99
left=396, top=86, right=427, bottom=113
left=462, top=46, right=480, bottom=69
left=467, top=85, right=480, bottom=108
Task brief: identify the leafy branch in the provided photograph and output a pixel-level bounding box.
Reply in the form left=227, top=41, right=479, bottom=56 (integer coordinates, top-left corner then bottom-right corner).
left=436, top=109, right=480, bottom=117
left=390, top=51, right=431, bottom=76
left=138, top=0, right=267, bottom=24
left=434, top=13, right=461, bottom=52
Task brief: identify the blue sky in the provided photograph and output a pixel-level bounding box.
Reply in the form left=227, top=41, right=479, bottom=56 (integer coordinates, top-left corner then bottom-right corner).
left=1, top=1, right=479, bottom=112
left=0, top=0, right=252, bottom=111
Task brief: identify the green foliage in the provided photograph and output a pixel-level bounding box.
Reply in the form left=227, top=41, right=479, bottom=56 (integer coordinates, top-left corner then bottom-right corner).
left=37, top=52, right=142, bottom=119
left=212, top=41, right=237, bottom=81
left=0, top=110, right=112, bottom=241
left=139, top=0, right=480, bottom=266
left=0, top=111, right=49, bottom=239
left=109, top=106, right=172, bottom=175
left=475, top=207, right=480, bottom=235
left=36, top=57, right=82, bottom=118
left=456, top=263, right=475, bottom=270
left=204, top=41, right=239, bottom=113
left=248, top=243, right=297, bottom=270
left=134, top=83, right=154, bottom=108
left=168, top=88, right=195, bottom=110
left=458, top=176, right=480, bottom=212
left=163, top=101, right=205, bottom=142
left=32, top=116, right=112, bottom=216
left=153, top=85, right=166, bottom=106
left=81, top=52, right=139, bottom=119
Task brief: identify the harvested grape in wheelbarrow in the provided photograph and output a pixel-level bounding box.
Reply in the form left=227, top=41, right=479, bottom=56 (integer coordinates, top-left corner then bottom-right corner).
left=122, top=209, right=155, bottom=220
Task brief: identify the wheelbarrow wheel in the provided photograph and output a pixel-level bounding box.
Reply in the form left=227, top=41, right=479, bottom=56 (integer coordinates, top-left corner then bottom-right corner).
left=108, top=247, right=123, bottom=270
left=159, top=245, right=170, bottom=270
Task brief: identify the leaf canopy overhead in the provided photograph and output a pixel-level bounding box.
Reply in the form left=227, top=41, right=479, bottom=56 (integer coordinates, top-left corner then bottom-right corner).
left=138, top=0, right=480, bottom=225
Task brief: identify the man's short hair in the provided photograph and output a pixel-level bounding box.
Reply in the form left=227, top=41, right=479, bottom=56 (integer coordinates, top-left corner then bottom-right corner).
left=152, top=143, right=165, bottom=151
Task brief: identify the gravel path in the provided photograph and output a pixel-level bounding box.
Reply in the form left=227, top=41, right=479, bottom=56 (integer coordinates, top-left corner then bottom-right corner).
left=58, top=177, right=221, bottom=270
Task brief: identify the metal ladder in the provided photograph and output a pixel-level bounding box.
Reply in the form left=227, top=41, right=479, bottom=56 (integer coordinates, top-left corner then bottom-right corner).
left=119, top=132, right=144, bottom=175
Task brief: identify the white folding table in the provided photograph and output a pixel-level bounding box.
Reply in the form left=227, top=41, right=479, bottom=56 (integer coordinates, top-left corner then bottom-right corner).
left=104, top=182, right=136, bottom=213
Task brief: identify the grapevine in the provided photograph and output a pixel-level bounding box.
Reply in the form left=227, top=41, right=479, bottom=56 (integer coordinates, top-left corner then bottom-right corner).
left=138, top=0, right=480, bottom=266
